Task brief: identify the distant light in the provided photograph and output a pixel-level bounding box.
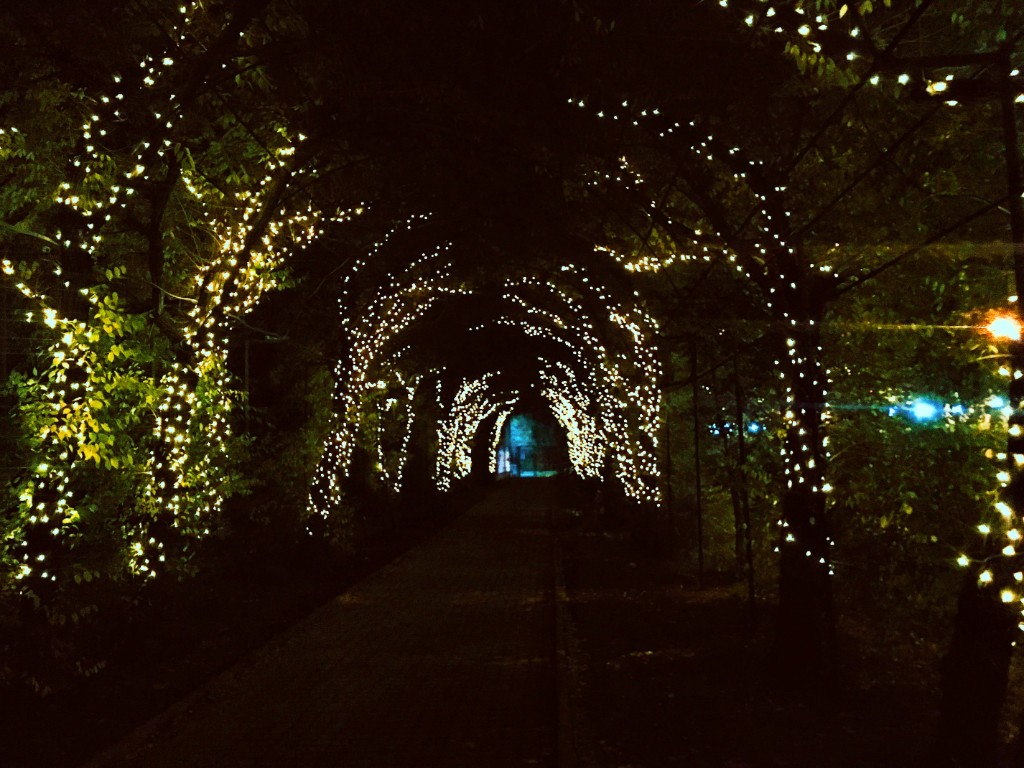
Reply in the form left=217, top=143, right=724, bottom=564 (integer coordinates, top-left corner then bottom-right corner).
left=748, top=422, right=763, bottom=434
left=988, top=395, right=1007, bottom=409
left=910, top=400, right=939, bottom=421
left=987, top=315, right=1022, bottom=341
left=949, top=404, right=965, bottom=416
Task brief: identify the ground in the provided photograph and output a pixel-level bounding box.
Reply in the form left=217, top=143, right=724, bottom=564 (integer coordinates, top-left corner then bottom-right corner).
left=1, top=479, right=1006, bottom=767
left=3, top=492, right=473, bottom=768
left=558, top=520, right=941, bottom=767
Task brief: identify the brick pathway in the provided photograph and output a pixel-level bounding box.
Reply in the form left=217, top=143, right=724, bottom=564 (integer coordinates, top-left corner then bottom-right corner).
left=85, top=481, right=560, bottom=768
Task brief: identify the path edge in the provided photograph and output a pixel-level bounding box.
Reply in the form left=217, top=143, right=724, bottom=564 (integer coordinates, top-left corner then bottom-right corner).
left=553, top=526, right=599, bottom=768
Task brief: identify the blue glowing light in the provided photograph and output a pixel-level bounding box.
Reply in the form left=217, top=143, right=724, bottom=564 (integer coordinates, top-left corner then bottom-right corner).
left=910, top=400, right=939, bottom=421
left=747, top=422, right=763, bottom=434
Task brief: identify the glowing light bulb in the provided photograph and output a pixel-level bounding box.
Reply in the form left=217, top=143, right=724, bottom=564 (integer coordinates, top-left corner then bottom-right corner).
left=909, top=400, right=938, bottom=421
left=987, top=315, right=1022, bottom=341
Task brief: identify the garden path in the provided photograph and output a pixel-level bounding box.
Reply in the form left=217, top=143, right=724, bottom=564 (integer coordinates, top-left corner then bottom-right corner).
left=85, top=481, right=562, bottom=768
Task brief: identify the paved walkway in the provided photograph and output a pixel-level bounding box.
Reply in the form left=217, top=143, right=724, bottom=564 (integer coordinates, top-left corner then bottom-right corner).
left=86, top=481, right=561, bottom=768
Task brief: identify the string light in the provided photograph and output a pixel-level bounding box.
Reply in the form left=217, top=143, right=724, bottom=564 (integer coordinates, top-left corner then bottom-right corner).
left=575, top=94, right=833, bottom=565
left=3, top=2, right=347, bottom=598
left=309, top=232, right=458, bottom=517
left=435, top=374, right=518, bottom=492
left=958, top=304, right=1024, bottom=626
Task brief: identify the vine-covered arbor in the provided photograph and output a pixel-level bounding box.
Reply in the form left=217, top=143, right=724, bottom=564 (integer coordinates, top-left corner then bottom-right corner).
left=2, top=0, right=1024, bottom=764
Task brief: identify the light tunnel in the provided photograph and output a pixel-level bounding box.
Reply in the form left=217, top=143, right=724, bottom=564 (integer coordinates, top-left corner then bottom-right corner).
left=307, top=223, right=664, bottom=521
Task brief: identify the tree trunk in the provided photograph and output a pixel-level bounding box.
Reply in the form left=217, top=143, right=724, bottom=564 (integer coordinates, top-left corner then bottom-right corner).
left=691, top=339, right=705, bottom=586
left=0, top=285, right=8, bottom=382
left=775, top=298, right=836, bottom=680
left=712, top=361, right=746, bottom=578
left=734, top=366, right=757, bottom=617
left=935, top=575, right=1015, bottom=767
left=930, top=50, right=1024, bottom=767
left=778, top=484, right=834, bottom=676
left=728, top=471, right=746, bottom=578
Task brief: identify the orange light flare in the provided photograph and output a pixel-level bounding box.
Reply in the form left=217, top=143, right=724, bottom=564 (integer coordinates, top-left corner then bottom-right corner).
left=986, top=313, right=1023, bottom=342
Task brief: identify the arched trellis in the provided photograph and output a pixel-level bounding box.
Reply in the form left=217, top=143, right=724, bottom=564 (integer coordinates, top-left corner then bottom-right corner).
left=1, top=6, right=1017, bottom=746
left=539, top=360, right=604, bottom=479
left=489, top=406, right=517, bottom=474
left=307, top=224, right=458, bottom=517
left=435, top=373, right=519, bottom=492
left=306, top=224, right=664, bottom=519
left=498, top=265, right=663, bottom=504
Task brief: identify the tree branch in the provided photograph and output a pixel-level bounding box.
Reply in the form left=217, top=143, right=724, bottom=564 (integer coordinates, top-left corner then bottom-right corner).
left=837, top=195, right=1009, bottom=296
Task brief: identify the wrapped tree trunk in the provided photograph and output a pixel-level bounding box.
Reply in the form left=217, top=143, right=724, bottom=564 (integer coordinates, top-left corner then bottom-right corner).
left=775, top=278, right=837, bottom=679
left=934, top=51, right=1024, bottom=768
left=936, top=572, right=1015, bottom=767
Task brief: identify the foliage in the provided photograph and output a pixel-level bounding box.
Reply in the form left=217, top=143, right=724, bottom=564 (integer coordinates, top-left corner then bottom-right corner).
left=0, top=0, right=344, bottom=692
left=825, top=246, right=1008, bottom=647
left=0, top=8, right=1019, bottom=751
